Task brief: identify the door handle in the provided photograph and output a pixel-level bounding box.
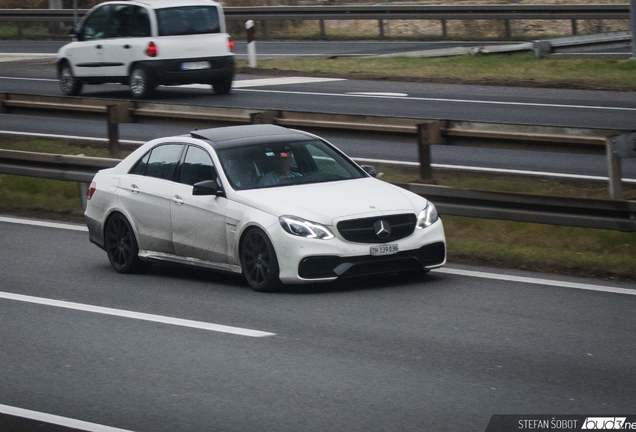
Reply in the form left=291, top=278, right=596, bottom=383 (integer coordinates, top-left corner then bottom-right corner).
left=173, top=195, right=184, bottom=205
left=123, top=44, right=131, bottom=49
left=130, top=184, right=140, bottom=193
left=96, top=44, right=102, bottom=49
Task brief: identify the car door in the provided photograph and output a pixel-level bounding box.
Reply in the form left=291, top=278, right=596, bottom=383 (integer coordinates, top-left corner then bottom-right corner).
left=71, top=4, right=110, bottom=78
left=102, top=4, right=152, bottom=78
left=171, top=145, right=228, bottom=264
left=119, top=143, right=184, bottom=254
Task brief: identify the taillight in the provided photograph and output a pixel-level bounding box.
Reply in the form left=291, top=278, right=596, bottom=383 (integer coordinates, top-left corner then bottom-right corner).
left=227, top=36, right=235, bottom=53
left=87, top=182, right=96, bottom=200
left=145, top=41, right=157, bottom=57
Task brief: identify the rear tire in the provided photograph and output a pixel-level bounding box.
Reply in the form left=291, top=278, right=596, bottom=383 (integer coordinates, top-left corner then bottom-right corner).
left=129, top=66, right=154, bottom=99
left=105, top=214, right=146, bottom=274
left=212, top=76, right=233, bottom=95
left=240, top=228, right=280, bottom=292
left=59, top=62, right=83, bottom=96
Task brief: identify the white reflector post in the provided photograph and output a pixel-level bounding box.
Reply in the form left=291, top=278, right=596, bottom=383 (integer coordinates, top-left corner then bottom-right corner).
left=246, top=20, right=257, bottom=68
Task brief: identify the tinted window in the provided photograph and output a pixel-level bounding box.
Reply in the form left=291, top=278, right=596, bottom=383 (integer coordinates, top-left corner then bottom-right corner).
left=179, top=146, right=216, bottom=186
left=129, top=151, right=150, bottom=176
left=156, top=6, right=220, bottom=36
left=130, top=6, right=151, bottom=37
left=108, top=4, right=131, bottom=38
left=80, top=5, right=109, bottom=41
left=145, top=144, right=183, bottom=181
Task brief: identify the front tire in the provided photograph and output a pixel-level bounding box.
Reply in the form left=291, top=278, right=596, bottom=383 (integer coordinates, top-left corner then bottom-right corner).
left=105, top=214, right=146, bottom=274
left=59, top=62, right=83, bottom=96
left=240, top=228, right=280, bottom=292
left=129, top=66, right=154, bottom=99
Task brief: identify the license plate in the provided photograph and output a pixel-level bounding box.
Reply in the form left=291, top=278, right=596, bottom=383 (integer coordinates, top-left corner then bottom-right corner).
left=181, top=61, right=211, bottom=71
left=370, top=244, right=398, bottom=257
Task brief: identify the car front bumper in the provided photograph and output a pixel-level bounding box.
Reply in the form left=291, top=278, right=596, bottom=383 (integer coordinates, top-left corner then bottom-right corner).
left=269, top=219, right=446, bottom=284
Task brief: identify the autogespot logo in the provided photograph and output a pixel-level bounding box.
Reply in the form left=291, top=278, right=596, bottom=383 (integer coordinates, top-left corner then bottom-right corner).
left=582, top=418, right=632, bottom=429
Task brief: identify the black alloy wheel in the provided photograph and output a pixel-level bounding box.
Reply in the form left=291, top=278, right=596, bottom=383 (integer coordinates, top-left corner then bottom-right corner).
left=241, top=229, right=280, bottom=292
left=105, top=214, right=145, bottom=273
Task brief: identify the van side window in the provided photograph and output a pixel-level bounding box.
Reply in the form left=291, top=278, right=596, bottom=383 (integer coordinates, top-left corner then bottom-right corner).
left=109, top=5, right=131, bottom=38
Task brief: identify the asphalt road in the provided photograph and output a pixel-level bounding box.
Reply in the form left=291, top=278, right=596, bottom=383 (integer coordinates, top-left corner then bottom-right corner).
left=1, top=217, right=635, bottom=431
left=0, top=56, right=635, bottom=181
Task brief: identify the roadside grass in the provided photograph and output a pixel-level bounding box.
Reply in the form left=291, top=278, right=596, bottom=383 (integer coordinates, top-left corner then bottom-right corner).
left=237, top=54, right=636, bottom=90
left=0, top=22, right=53, bottom=39
left=1, top=137, right=635, bottom=280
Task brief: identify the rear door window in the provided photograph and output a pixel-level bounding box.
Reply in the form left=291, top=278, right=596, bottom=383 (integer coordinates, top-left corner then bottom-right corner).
left=156, top=6, right=220, bottom=36
left=144, top=144, right=184, bottom=181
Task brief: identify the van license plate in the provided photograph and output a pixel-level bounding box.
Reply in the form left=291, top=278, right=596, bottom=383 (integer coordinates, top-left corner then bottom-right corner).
left=370, top=244, right=398, bottom=256
left=181, top=61, right=211, bottom=70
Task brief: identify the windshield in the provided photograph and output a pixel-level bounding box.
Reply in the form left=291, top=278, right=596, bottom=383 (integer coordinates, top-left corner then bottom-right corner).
left=156, top=6, right=220, bottom=36
left=217, top=139, right=367, bottom=190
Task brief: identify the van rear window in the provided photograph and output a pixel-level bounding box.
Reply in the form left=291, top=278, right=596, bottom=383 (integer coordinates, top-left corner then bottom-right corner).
left=156, top=6, right=220, bottom=36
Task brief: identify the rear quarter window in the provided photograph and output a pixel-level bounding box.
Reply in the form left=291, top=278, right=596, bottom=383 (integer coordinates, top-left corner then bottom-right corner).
left=156, top=6, right=221, bottom=36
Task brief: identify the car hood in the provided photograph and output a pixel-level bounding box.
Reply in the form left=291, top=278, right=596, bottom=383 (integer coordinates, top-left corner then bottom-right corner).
left=232, top=178, right=427, bottom=225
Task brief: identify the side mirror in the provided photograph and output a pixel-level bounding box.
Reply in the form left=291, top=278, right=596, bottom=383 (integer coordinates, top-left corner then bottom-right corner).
left=361, top=165, right=377, bottom=178
left=70, top=27, right=79, bottom=41
left=193, top=179, right=223, bottom=196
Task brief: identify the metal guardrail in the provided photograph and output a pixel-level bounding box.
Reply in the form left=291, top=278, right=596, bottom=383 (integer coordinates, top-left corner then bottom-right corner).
left=1, top=5, right=631, bottom=38
left=1, top=93, right=633, bottom=199
left=0, top=148, right=634, bottom=231
left=0, top=5, right=630, bottom=22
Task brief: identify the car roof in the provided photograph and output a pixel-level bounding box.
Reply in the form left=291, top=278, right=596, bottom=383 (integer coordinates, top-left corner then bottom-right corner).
left=114, top=0, right=222, bottom=9
left=190, top=125, right=315, bottom=149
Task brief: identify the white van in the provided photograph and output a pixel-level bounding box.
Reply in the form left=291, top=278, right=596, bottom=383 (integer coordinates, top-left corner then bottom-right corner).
left=57, top=0, right=235, bottom=99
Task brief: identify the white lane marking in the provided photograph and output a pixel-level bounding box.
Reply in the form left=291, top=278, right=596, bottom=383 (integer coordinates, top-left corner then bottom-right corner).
left=0, top=403, right=132, bottom=432
left=352, top=157, right=636, bottom=184
left=235, top=88, right=636, bottom=113
left=175, top=77, right=345, bottom=90
left=434, top=268, right=636, bottom=296
left=2, top=74, right=635, bottom=112
left=0, top=291, right=276, bottom=337
left=0, top=75, right=57, bottom=82
left=346, top=92, right=408, bottom=97
left=0, top=216, right=88, bottom=232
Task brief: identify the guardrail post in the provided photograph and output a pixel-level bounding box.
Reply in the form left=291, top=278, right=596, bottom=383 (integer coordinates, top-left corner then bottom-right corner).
left=107, top=103, right=132, bottom=159
left=0, top=94, right=7, bottom=113
left=78, top=181, right=89, bottom=211
left=379, top=20, right=384, bottom=37
left=505, top=20, right=511, bottom=39
left=571, top=19, right=578, bottom=35
left=606, top=138, right=623, bottom=199
left=250, top=110, right=278, bottom=124
left=417, top=121, right=443, bottom=181
left=441, top=20, right=447, bottom=38
left=320, top=20, right=326, bottom=38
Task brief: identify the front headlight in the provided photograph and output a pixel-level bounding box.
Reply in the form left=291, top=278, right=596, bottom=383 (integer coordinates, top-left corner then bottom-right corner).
left=416, top=202, right=439, bottom=229
left=279, top=216, right=335, bottom=240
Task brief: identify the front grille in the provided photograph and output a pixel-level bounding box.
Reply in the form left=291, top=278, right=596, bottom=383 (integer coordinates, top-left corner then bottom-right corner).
left=337, top=213, right=416, bottom=244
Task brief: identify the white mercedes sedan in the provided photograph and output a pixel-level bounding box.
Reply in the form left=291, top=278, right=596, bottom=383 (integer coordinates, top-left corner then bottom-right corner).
left=85, top=125, right=446, bottom=291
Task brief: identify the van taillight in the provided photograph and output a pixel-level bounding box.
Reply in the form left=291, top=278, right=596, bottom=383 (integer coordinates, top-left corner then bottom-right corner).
left=227, top=36, right=235, bottom=53
left=145, top=41, right=157, bottom=57
left=87, top=182, right=96, bottom=200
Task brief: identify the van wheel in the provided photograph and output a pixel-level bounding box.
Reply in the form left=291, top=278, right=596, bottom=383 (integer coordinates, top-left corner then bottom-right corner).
left=59, top=62, right=83, bottom=96
left=212, top=76, right=233, bottom=95
left=129, top=66, right=154, bottom=99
